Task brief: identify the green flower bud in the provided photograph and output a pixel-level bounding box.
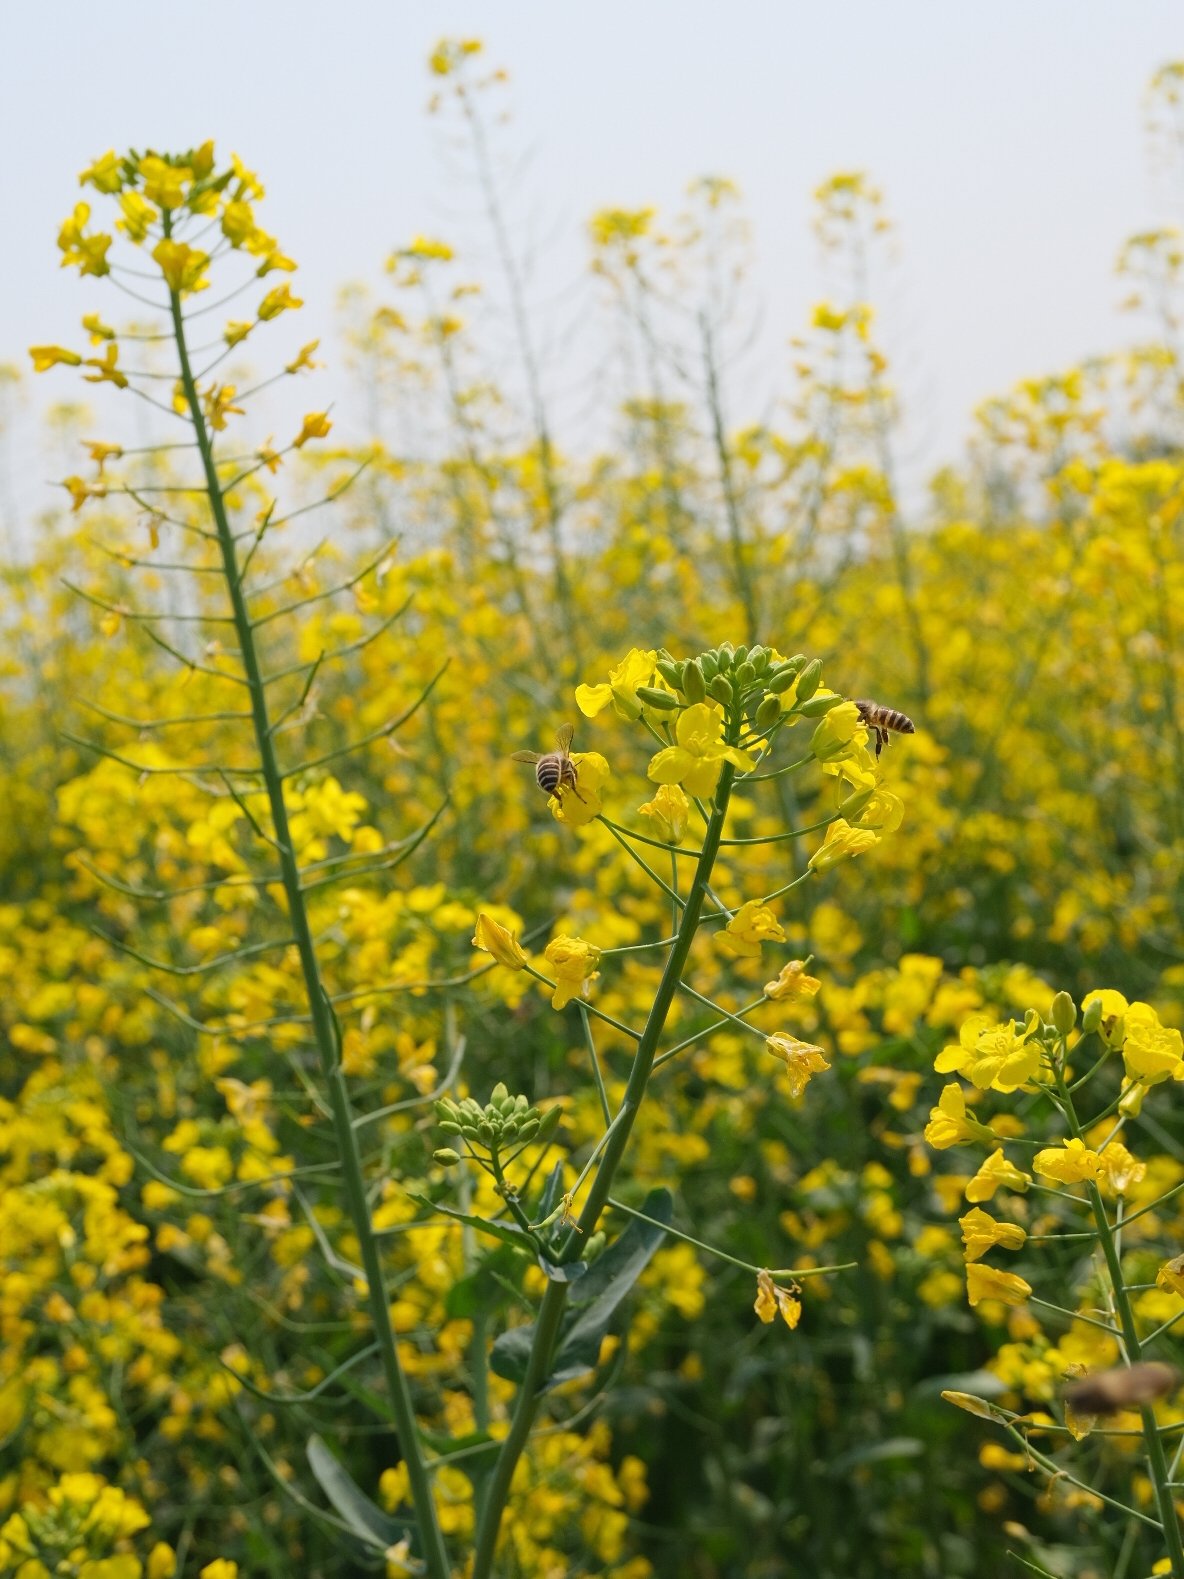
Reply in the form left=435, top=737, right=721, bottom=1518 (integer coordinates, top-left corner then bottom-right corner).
left=683, top=660, right=708, bottom=704
left=798, top=693, right=845, bottom=718
left=699, top=650, right=719, bottom=681
left=768, top=663, right=803, bottom=694
left=733, top=644, right=749, bottom=667
left=656, top=658, right=684, bottom=690
left=794, top=658, right=823, bottom=703
left=1022, top=1008, right=1042, bottom=1038
left=432, top=1148, right=461, bottom=1166
left=718, top=642, right=735, bottom=663
left=837, top=786, right=874, bottom=819
left=501, top=1118, right=521, bottom=1142
left=636, top=685, right=678, bottom=711
left=460, top=1123, right=482, bottom=1143
left=1051, top=992, right=1077, bottom=1038
left=735, top=661, right=756, bottom=689
left=749, top=646, right=770, bottom=674
left=517, top=1117, right=540, bottom=1143
left=755, top=693, right=781, bottom=731
left=536, top=1106, right=563, bottom=1143
left=477, top=1119, right=495, bottom=1144
left=437, top=1119, right=463, bottom=1136
left=584, top=1231, right=606, bottom=1260
left=709, top=675, right=734, bottom=705
left=1081, top=998, right=1103, bottom=1035
left=490, top=1082, right=509, bottom=1106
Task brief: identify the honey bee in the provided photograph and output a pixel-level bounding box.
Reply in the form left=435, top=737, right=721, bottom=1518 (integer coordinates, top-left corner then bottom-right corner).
left=854, top=699, right=916, bottom=758
left=1064, top=1361, right=1180, bottom=1416
left=512, top=722, right=585, bottom=802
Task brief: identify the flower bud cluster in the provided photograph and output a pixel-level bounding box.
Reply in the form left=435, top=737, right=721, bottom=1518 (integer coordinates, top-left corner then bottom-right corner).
left=645, top=645, right=837, bottom=740
left=433, top=1083, right=560, bottom=1165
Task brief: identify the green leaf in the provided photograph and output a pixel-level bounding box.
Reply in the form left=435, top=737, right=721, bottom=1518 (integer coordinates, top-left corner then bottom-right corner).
left=444, top=1245, right=529, bottom=1319
left=490, top=1188, right=672, bottom=1388
left=306, top=1434, right=408, bottom=1552
left=405, top=1190, right=532, bottom=1250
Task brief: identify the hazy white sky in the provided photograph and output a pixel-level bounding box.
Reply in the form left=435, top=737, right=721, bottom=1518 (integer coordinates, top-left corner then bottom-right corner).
left=2, top=1, right=1182, bottom=519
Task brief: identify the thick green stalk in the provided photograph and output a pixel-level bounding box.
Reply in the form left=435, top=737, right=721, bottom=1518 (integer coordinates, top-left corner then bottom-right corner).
left=164, top=258, right=451, bottom=1579
left=471, top=759, right=738, bottom=1576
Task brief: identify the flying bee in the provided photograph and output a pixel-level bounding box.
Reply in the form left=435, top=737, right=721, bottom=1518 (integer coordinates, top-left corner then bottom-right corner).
left=512, top=722, right=585, bottom=803
left=853, top=699, right=916, bottom=758
left=1064, top=1361, right=1180, bottom=1416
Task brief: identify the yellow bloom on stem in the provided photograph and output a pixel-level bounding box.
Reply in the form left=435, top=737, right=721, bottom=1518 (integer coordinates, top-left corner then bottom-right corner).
left=765, top=1034, right=830, bottom=1097
left=763, top=959, right=821, bottom=1001
left=29, top=344, right=82, bottom=372
left=647, top=702, right=756, bottom=798
left=199, top=1562, right=238, bottom=1579
left=550, top=751, right=609, bottom=828
left=810, top=700, right=869, bottom=762
left=58, top=203, right=112, bottom=276
left=637, top=783, right=690, bottom=844
left=717, top=900, right=785, bottom=959
left=147, top=1545, right=177, bottom=1579
left=754, top=1269, right=802, bottom=1329
left=807, top=818, right=880, bottom=872
left=965, top=1263, right=1032, bottom=1308
left=1032, top=1138, right=1105, bottom=1184
left=1120, top=1002, right=1184, bottom=1085
left=923, top=1083, right=997, bottom=1150
left=472, top=913, right=527, bottom=971
left=934, top=1013, right=1041, bottom=1093
left=139, top=154, right=193, bottom=209
left=543, top=935, right=601, bottom=1010
left=79, top=149, right=124, bottom=193
left=1157, top=1255, right=1184, bottom=1297
left=118, top=189, right=158, bottom=242
left=259, top=283, right=304, bottom=320
left=1102, top=1141, right=1146, bottom=1194
left=152, top=238, right=210, bottom=294
left=964, top=1148, right=1032, bottom=1203
left=82, top=312, right=116, bottom=343
left=82, top=344, right=128, bottom=390
left=958, top=1206, right=1027, bottom=1263
left=575, top=647, right=659, bottom=720
left=293, top=411, right=332, bottom=448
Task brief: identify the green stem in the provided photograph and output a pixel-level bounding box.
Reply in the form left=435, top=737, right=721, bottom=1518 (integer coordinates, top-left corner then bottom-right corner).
left=469, top=760, right=738, bottom=1576
left=164, top=251, right=451, bottom=1579
left=1055, top=1052, right=1184, bottom=1577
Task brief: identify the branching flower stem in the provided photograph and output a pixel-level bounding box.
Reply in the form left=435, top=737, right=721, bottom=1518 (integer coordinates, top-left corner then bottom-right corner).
left=162, top=229, right=452, bottom=1579
left=470, top=757, right=740, bottom=1576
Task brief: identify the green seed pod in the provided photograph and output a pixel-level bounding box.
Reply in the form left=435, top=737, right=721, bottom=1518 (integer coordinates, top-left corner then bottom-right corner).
left=709, top=674, right=734, bottom=705
left=699, top=650, right=719, bottom=681
left=755, top=693, right=781, bottom=731
left=794, top=658, right=823, bottom=703
left=798, top=693, right=845, bottom=718
left=1051, top=992, right=1077, bottom=1038
left=656, top=658, right=683, bottom=690
left=636, top=685, right=679, bottom=711
left=735, top=661, right=756, bottom=689
left=1081, top=997, right=1104, bottom=1035
left=683, top=660, right=708, bottom=704
left=432, top=1148, right=461, bottom=1166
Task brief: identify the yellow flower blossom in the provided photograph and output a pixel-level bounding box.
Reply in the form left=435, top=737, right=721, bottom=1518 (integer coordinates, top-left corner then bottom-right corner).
left=807, top=818, right=880, bottom=872
left=1102, top=1141, right=1146, bottom=1195
left=139, top=154, right=193, bottom=210
left=1032, top=1139, right=1105, bottom=1185
left=472, top=912, right=527, bottom=971
left=934, top=1013, right=1041, bottom=1093
left=293, top=411, right=332, bottom=448
left=199, top=1562, right=239, bottom=1579
left=647, top=703, right=756, bottom=798
left=79, top=149, right=124, bottom=193
left=763, top=959, right=822, bottom=1001
left=1157, top=1255, right=1184, bottom=1297
left=717, top=900, right=786, bottom=959
left=575, top=647, right=659, bottom=720
left=958, top=1206, right=1027, bottom=1263
left=29, top=344, right=82, bottom=372
left=964, top=1148, right=1032, bottom=1203
left=259, top=283, right=303, bottom=320
left=152, top=238, right=210, bottom=294
left=117, top=190, right=157, bottom=242
left=549, top=751, right=609, bottom=828
left=923, top=1084, right=997, bottom=1150
left=965, top=1263, right=1032, bottom=1308
left=754, top=1269, right=802, bottom=1329
left=58, top=202, right=112, bottom=276
left=810, top=700, right=869, bottom=762
left=542, top=935, right=601, bottom=1010
left=1120, top=1002, right=1184, bottom=1085
left=765, top=1034, right=830, bottom=1097
left=637, top=783, right=690, bottom=844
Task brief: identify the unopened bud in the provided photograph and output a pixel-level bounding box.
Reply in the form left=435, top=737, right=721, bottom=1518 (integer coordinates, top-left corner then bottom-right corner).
left=432, top=1148, right=461, bottom=1166
left=794, top=658, right=823, bottom=703
left=636, top=685, right=678, bottom=711
left=755, top=694, right=781, bottom=731
left=1081, top=998, right=1103, bottom=1035
left=798, top=693, right=845, bottom=717
left=837, top=786, right=874, bottom=820
left=735, top=661, right=756, bottom=689
left=749, top=646, right=770, bottom=674
left=709, top=675, right=734, bottom=705
left=1051, top=992, right=1077, bottom=1038
left=584, top=1231, right=606, bottom=1260
left=536, top=1106, right=563, bottom=1143
left=683, top=661, right=707, bottom=704
left=656, top=658, right=683, bottom=690
left=733, top=644, right=749, bottom=667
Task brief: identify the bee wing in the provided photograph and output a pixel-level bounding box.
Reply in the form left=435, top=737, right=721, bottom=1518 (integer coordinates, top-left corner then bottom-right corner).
left=511, top=750, right=542, bottom=764
left=554, top=722, right=575, bottom=753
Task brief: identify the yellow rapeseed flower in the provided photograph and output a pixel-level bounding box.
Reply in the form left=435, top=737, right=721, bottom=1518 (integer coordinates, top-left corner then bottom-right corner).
left=575, top=647, right=659, bottom=721
left=29, top=345, right=82, bottom=372
left=637, top=783, right=690, bottom=844
left=763, top=959, right=822, bottom=1001
left=923, top=1084, right=997, bottom=1150
left=542, top=935, right=601, bottom=1010
left=717, top=900, right=786, bottom=959
left=472, top=913, right=528, bottom=971
left=807, top=818, right=880, bottom=872
left=293, top=412, right=332, bottom=448
left=550, top=751, right=609, bottom=828
left=753, top=1269, right=802, bottom=1329
left=1120, top=1002, right=1184, bottom=1085
left=765, top=1034, right=830, bottom=1098
left=934, top=1013, right=1041, bottom=1093
left=1032, top=1139, right=1105, bottom=1184
left=964, top=1148, right=1032, bottom=1203
left=958, top=1206, right=1027, bottom=1263
left=647, top=703, right=756, bottom=798
left=965, top=1263, right=1032, bottom=1308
